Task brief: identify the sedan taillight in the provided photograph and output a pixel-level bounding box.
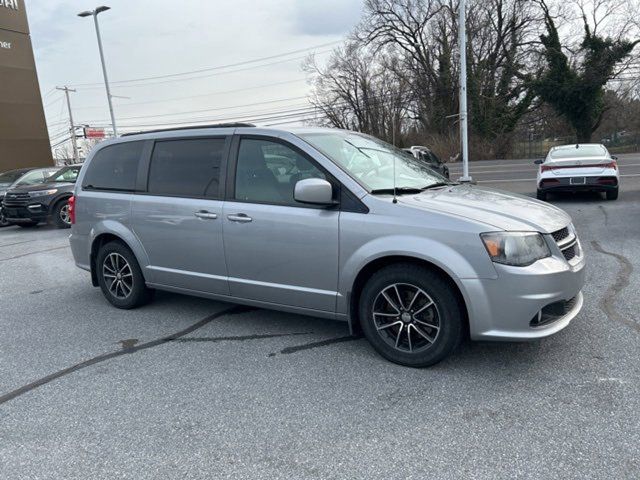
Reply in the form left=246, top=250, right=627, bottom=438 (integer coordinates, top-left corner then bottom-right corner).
left=68, top=195, right=76, bottom=224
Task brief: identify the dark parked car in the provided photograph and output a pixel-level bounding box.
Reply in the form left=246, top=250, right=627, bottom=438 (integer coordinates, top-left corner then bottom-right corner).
left=403, top=147, right=450, bottom=178
left=0, top=167, right=60, bottom=227
left=2, top=165, right=82, bottom=229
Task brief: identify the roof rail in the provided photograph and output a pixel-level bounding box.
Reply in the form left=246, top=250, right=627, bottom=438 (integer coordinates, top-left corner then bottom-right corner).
left=120, top=123, right=256, bottom=137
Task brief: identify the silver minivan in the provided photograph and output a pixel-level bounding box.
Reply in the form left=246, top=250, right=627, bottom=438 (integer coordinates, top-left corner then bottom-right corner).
left=69, top=125, right=585, bottom=367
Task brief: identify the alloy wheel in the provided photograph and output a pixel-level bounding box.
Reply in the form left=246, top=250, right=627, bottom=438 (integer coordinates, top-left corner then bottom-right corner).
left=372, top=283, right=441, bottom=353
left=102, top=253, right=133, bottom=299
left=60, top=204, right=71, bottom=225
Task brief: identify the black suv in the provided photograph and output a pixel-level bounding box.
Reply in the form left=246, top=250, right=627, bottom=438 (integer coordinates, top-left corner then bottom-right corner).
left=2, top=165, right=82, bottom=229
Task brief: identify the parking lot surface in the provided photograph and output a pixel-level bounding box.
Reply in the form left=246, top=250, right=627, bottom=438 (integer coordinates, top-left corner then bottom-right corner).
left=1, top=156, right=639, bottom=479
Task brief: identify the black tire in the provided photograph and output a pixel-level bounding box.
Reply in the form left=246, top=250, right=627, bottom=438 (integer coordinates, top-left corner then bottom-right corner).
left=96, top=241, right=153, bottom=309
left=606, top=188, right=618, bottom=201
left=536, top=189, right=547, bottom=201
left=52, top=198, right=72, bottom=229
left=17, top=221, right=39, bottom=228
left=359, top=263, right=464, bottom=367
left=0, top=209, right=9, bottom=228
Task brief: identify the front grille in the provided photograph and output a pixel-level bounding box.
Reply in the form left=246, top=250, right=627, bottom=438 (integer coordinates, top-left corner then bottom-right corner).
left=2, top=192, right=30, bottom=207
left=551, top=227, right=569, bottom=243
left=562, top=244, right=577, bottom=261
left=551, top=225, right=580, bottom=263
left=530, top=295, right=578, bottom=327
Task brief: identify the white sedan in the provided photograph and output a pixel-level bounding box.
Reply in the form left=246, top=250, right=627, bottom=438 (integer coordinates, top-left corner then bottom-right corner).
left=535, top=144, right=619, bottom=201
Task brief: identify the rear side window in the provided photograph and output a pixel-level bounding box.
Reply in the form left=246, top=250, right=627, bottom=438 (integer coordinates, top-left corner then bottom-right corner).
left=147, top=138, right=226, bottom=198
left=83, top=142, right=144, bottom=191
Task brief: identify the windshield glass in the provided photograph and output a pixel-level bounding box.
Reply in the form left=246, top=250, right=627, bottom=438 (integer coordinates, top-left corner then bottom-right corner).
left=0, top=170, right=26, bottom=184
left=299, top=131, right=447, bottom=192
left=15, top=168, right=60, bottom=186
left=550, top=145, right=608, bottom=159
left=45, top=166, right=80, bottom=183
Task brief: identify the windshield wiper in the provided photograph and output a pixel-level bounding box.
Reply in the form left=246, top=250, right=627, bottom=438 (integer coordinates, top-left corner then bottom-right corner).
left=370, top=187, right=425, bottom=195
left=419, top=182, right=456, bottom=190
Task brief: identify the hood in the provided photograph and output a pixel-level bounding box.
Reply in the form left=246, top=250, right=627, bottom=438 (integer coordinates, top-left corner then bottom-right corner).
left=9, top=181, right=75, bottom=192
left=397, top=184, right=570, bottom=233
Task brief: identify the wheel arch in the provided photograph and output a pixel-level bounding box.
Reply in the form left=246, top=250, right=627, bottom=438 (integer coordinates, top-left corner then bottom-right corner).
left=48, top=193, right=73, bottom=215
left=89, top=231, right=148, bottom=287
left=348, top=255, right=470, bottom=338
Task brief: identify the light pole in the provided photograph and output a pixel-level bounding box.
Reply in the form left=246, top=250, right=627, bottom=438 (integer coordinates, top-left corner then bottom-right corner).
left=458, top=0, right=472, bottom=183
left=78, top=6, right=118, bottom=137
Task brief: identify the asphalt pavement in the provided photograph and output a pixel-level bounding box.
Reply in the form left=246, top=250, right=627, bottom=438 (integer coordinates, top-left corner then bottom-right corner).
left=1, top=156, right=639, bottom=479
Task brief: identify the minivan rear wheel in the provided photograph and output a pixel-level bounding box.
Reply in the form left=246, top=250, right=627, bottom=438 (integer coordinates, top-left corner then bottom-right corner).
left=359, top=264, right=463, bottom=367
left=96, top=241, right=153, bottom=309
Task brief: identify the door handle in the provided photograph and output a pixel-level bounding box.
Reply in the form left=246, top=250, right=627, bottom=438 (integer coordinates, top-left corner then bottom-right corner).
left=194, top=210, right=218, bottom=220
left=227, top=213, right=252, bottom=223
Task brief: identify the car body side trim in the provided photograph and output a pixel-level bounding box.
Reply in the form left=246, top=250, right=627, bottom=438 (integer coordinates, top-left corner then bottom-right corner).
left=145, top=282, right=344, bottom=321
left=147, top=265, right=339, bottom=298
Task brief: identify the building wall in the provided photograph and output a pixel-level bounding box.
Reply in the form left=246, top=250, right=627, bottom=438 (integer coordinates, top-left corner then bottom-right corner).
left=0, top=0, right=52, bottom=171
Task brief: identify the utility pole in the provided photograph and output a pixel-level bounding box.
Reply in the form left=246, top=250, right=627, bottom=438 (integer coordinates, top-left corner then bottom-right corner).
left=458, top=0, right=472, bottom=183
left=56, top=86, right=79, bottom=163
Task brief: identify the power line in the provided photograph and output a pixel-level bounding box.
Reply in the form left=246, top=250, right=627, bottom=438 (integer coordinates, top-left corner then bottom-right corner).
left=69, top=42, right=339, bottom=88
left=78, top=96, right=311, bottom=123
left=72, top=78, right=308, bottom=110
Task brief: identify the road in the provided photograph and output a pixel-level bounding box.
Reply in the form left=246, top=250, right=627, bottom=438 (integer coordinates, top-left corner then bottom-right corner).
left=1, top=157, right=639, bottom=479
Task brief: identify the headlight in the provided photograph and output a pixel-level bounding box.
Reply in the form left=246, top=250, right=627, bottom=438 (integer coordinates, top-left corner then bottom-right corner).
left=29, top=189, right=58, bottom=197
left=481, top=232, right=551, bottom=266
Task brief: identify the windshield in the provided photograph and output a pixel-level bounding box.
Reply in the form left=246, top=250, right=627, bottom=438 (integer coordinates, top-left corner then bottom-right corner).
left=550, top=145, right=608, bottom=159
left=45, top=166, right=80, bottom=183
left=15, top=168, right=60, bottom=186
left=0, top=170, right=26, bottom=184
left=299, top=131, right=447, bottom=192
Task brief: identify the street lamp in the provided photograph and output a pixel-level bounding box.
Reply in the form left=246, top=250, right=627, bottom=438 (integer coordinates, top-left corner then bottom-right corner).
left=78, top=6, right=118, bottom=137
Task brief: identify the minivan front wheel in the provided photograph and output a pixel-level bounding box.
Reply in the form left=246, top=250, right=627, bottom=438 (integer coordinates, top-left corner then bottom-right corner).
left=96, top=241, right=153, bottom=309
left=359, top=264, right=463, bottom=367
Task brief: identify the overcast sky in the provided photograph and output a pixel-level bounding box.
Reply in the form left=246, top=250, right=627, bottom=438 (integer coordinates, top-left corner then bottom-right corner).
left=27, top=0, right=362, bottom=143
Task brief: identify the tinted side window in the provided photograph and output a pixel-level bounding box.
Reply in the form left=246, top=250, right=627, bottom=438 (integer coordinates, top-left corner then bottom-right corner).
left=235, top=138, right=325, bottom=205
left=148, top=139, right=225, bottom=198
left=83, top=142, right=144, bottom=191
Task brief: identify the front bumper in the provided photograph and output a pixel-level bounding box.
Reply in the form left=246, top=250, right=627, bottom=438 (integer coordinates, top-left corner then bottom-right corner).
left=2, top=204, right=49, bottom=223
left=462, top=247, right=586, bottom=341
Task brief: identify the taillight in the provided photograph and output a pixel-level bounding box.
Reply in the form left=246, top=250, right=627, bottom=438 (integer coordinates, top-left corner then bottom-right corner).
left=68, top=195, right=76, bottom=225
left=540, top=165, right=555, bottom=173
left=609, top=160, right=618, bottom=170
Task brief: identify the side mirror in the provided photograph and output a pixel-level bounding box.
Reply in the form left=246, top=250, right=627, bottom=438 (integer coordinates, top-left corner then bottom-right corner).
left=534, top=159, right=544, bottom=165
left=294, top=178, right=335, bottom=205
left=611, top=155, right=618, bottom=160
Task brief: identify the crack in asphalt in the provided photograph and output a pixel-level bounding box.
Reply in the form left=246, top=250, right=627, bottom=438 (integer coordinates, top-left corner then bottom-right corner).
left=598, top=205, right=609, bottom=226
left=0, top=238, right=40, bottom=249
left=270, top=335, right=359, bottom=356
left=591, top=240, right=638, bottom=333
left=0, top=305, right=249, bottom=406
left=177, top=332, right=310, bottom=343
left=0, top=245, right=69, bottom=262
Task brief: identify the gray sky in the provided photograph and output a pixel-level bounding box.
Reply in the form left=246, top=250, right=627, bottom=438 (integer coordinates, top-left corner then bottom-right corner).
left=28, top=0, right=362, bottom=144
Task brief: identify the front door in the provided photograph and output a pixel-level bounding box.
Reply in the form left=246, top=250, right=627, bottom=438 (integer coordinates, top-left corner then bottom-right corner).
left=223, top=136, right=339, bottom=312
left=132, top=137, right=230, bottom=294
